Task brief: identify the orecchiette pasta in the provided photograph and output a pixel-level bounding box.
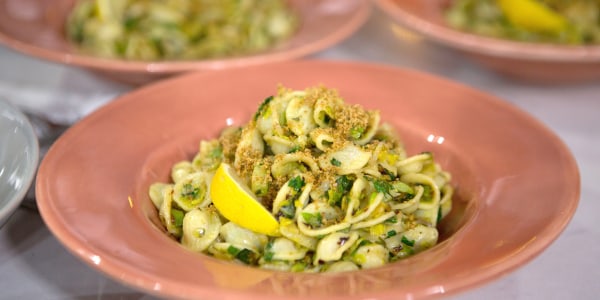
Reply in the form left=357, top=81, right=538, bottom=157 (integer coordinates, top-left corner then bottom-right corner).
left=149, top=85, right=454, bottom=272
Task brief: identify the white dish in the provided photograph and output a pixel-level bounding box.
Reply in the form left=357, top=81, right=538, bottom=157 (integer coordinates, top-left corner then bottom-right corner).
left=0, top=99, right=39, bottom=227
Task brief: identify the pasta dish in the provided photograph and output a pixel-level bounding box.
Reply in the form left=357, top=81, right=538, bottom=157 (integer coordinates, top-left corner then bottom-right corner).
left=446, top=0, right=600, bottom=45
left=149, top=85, right=454, bottom=272
left=66, top=0, right=298, bottom=60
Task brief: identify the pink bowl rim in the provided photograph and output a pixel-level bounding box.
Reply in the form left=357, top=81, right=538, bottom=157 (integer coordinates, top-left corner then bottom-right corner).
left=375, top=0, right=600, bottom=62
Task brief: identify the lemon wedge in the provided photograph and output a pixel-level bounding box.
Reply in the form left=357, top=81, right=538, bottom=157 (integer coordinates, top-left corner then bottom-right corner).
left=210, top=163, right=280, bottom=236
left=497, top=0, right=568, bottom=33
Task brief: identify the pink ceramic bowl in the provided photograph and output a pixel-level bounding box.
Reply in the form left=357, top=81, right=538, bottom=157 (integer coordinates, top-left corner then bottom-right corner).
left=375, top=0, right=600, bottom=83
left=36, top=60, right=579, bottom=299
left=0, top=0, right=370, bottom=85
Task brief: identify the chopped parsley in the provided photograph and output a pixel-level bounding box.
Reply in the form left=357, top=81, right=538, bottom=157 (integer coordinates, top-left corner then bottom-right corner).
left=373, top=179, right=392, bottom=196
left=327, top=175, right=353, bottom=207
left=263, top=241, right=275, bottom=262
left=209, top=146, right=223, bottom=159
left=181, top=183, right=200, bottom=200
left=288, top=145, right=300, bottom=153
left=288, top=176, right=305, bottom=193
left=227, top=246, right=256, bottom=265
left=171, top=209, right=184, bottom=227
left=401, top=236, right=415, bottom=247
left=349, top=125, right=365, bottom=139
left=254, top=95, right=273, bottom=121
left=336, top=175, right=353, bottom=192
left=386, top=230, right=397, bottom=238
left=291, top=262, right=307, bottom=272
left=369, top=178, right=415, bottom=201
left=330, top=158, right=342, bottom=166
left=420, top=184, right=433, bottom=202
left=392, top=181, right=413, bottom=194
left=301, top=212, right=323, bottom=228
left=385, top=216, right=398, bottom=224
left=278, top=202, right=296, bottom=219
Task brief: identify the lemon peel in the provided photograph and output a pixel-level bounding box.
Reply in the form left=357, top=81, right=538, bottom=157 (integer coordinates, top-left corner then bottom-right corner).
left=210, top=163, right=280, bottom=236
left=498, top=0, right=568, bottom=33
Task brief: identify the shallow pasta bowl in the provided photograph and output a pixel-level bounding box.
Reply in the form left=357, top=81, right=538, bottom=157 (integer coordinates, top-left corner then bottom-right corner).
left=36, top=60, right=579, bottom=299
left=0, top=0, right=370, bottom=85
left=0, top=99, right=39, bottom=228
left=375, top=0, right=600, bottom=83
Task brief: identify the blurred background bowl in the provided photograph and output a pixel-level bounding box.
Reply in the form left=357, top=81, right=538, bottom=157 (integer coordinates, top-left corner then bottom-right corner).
left=0, top=99, right=39, bottom=228
left=0, top=0, right=371, bottom=85
left=375, top=0, right=600, bottom=83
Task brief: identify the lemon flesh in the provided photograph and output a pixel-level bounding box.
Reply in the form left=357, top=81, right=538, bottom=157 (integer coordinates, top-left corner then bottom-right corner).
left=498, top=0, right=568, bottom=33
left=210, top=163, right=279, bottom=236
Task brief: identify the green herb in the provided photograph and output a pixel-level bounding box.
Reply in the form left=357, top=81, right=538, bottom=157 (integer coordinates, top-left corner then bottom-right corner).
left=330, top=158, right=341, bottom=166
left=385, top=216, right=398, bottom=224
left=288, top=176, right=305, bottom=192
left=279, top=202, right=296, bottom=219
left=227, top=245, right=256, bottom=265
left=381, top=168, right=396, bottom=180
left=171, top=209, right=184, bottom=227
left=349, top=125, right=365, bottom=139
left=327, top=175, right=353, bottom=207
left=263, top=241, right=275, bottom=262
left=181, top=183, right=200, bottom=199
left=386, top=230, right=397, bottom=238
left=291, top=262, right=307, bottom=272
left=337, top=175, right=353, bottom=192
left=373, top=179, right=392, bottom=196
left=395, top=246, right=415, bottom=259
left=390, top=181, right=415, bottom=202
left=236, top=249, right=255, bottom=264
left=114, top=40, right=127, bottom=55
left=210, top=146, right=223, bottom=159
left=392, top=181, right=413, bottom=194
left=421, top=184, right=433, bottom=202
left=437, top=206, right=442, bottom=224
left=288, top=145, right=300, bottom=153
left=227, top=245, right=240, bottom=255
left=254, top=96, right=273, bottom=121
left=301, top=212, right=323, bottom=228
left=124, top=16, right=140, bottom=30
left=401, top=236, right=415, bottom=247
left=357, top=239, right=371, bottom=248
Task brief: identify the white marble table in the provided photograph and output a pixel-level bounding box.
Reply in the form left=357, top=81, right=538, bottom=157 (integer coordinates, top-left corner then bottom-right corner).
left=1, top=7, right=598, bottom=300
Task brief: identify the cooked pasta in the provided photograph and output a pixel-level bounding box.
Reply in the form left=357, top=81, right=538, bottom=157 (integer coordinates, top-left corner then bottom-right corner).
left=149, top=85, right=454, bottom=272
left=66, top=0, right=298, bottom=60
